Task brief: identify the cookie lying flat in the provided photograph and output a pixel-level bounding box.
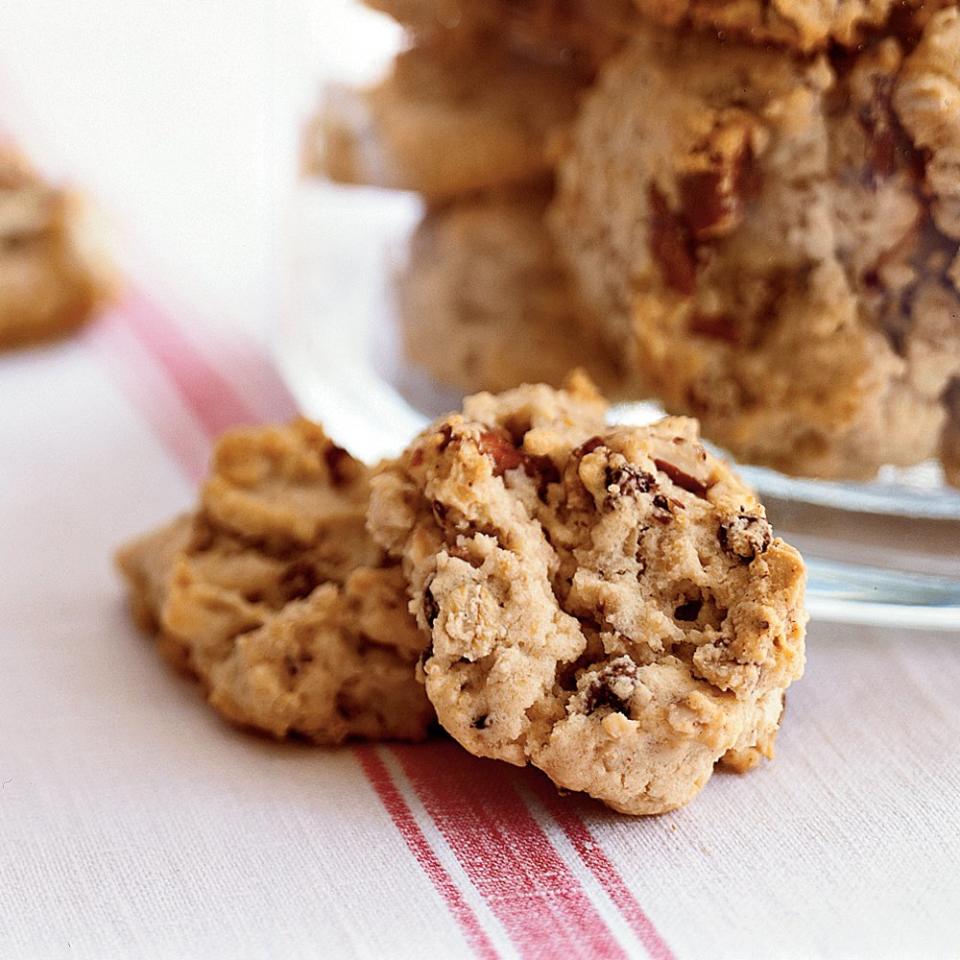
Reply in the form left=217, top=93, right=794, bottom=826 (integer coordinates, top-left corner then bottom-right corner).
left=307, top=39, right=583, bottom=199
left=0, top=146, right=112, bottom=349
left=551, top=20, right=960, bottom=482
left=369, top=378, right=806, bottom=815
left=396, top=188, right=622, bottom=396
left=117, top=419, right=433, bottom=745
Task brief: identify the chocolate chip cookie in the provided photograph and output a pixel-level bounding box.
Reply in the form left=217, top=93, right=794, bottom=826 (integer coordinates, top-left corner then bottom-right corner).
left=118, top=419, right=433, bottom=744
left=551, top=19, right=960, bottom=481
left=0, top=145, right=112, bottom=349
left=368, top=377, right=806, bottom=814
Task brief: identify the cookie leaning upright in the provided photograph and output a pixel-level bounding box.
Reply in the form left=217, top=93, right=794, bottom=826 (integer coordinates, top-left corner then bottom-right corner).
left=117, top=418, right=433, bottom=745
left=369, top=376, right=806, bottom=814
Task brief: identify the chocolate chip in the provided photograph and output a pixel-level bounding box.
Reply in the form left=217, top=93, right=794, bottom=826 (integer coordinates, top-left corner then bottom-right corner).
left=583, top=658, right=639, bottom=715
left=605, top=464, right=656, bottom=502
left=653, top=458, right=709, bottom=498
left=718, top=512, right=773, bottom=563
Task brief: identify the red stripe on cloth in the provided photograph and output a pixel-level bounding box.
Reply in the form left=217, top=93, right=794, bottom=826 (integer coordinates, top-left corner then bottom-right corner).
left=86, top=307, right=211, bottom=483
left=116, top=286, right=269, bottom=435
left=392, top=742, right=629, bottom=960
left=529, top=777, right=676, bottom=960
left=355, top=746, right=500, bottom=960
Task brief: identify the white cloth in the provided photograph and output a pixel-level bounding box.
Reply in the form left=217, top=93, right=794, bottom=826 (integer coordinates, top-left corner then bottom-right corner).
left=1, top=3, right=959, bottom=958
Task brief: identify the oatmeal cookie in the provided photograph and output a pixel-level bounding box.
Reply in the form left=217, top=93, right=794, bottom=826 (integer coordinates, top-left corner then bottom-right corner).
left=307, top=38, right=583, bottom=200
left=632, top=0, right=954, bottom=52
left=117, top=419, right=433, bottom=744
left=368, top=378, right=806, bottom=815
left=396, top=187, right=622, bottom=395
left=363, top=0, right=633, bottom=70
left=0, top=146, right=112, bottom=349
left=551, top=22, right=960, bottom=481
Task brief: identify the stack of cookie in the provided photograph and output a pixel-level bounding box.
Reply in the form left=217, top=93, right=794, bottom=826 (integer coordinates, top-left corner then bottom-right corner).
left=0, top=145, right=112, bottom=349
left=306, top=0, right=960, bottom=487
left=119, top=376, right=807, bottom=815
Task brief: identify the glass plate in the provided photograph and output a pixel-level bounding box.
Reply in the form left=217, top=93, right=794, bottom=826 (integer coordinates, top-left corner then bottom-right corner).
left=278, top=182, right=960, bottom=630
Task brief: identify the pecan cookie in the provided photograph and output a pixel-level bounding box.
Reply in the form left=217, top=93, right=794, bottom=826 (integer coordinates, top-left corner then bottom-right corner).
left=306, top=37, right=584, bottom=200
left=117, top=419, right=433, bottom=744
left=0, top=145, right=112, bottom=349
left=551, top=20, right=960, bottom=482
left=632, top=0, right=954, bottom=52
left=363, top=0, right=634, bottom=71
left=396, top=187, right=622, bottom=396
left=368, top=378, right=806, bottom=814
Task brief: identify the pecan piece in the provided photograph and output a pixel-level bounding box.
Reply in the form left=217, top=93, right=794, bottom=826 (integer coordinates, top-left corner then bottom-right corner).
left=718, top=512, right=773, bottom=563
left=649, top=187, right=697, bottom=296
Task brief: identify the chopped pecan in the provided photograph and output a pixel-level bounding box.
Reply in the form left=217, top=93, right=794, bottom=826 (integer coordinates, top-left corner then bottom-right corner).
left=680, top=139, right=760, bottom=241
left=653, top=458, right=709, bottom=498
left=649, top=187, right=697, bottom=296
left=718, top=512, right=773, bottom=563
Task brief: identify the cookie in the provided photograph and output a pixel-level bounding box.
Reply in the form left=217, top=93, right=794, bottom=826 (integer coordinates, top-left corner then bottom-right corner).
left=117, top=418, right=433, bottom=744
left=0, top=146, right=112, bottom=349
left=368, top=378, right=806, bottom=815
left=307, top=38, right=584, bottom=200
left=632, top=0, right=953, bottom=52
left=550, top=20, right=960, bottom=482
left=363, top=0, right=633, bottom=70
left=396, top=187, right=622, bottom=396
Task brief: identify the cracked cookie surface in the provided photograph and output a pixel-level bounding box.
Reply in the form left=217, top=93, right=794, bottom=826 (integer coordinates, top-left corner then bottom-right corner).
left=369, top=378, right=806, bottom=814
left=117, top=419, right=433, bottom=745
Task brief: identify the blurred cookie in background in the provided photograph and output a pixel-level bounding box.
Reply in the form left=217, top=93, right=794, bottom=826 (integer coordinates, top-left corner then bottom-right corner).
left=305, top=37, right=584, bottom=200
left=395, top=186, right=624, bottom=396
left=0, top=144, right=113, bottom=350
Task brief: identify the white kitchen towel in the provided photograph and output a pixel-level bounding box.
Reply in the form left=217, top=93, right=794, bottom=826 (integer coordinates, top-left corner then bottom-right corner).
left=2, top=285, right=959, bottom=960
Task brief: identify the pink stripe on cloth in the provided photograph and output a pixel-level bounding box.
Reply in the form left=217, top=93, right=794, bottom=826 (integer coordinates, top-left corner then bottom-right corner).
left=392, top=742, right=629, bottom=960
left=89, top=287, right=498, bottom=955
left=529, top=778, right=676, bottom=960
left=116, top=286, right=271, bottom=435
left=355, top=747, right=500, bottom=960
